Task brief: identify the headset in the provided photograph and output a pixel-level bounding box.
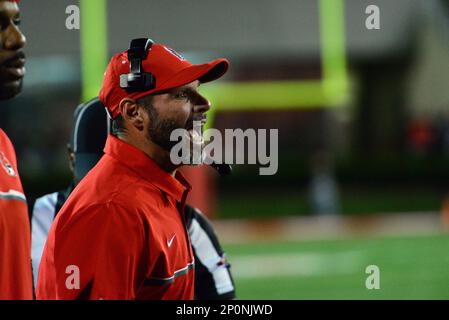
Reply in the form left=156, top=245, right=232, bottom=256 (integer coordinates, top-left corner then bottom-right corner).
left=119, top=38, right=232, bottom=176
left=120, top=38, right=156, bottom=92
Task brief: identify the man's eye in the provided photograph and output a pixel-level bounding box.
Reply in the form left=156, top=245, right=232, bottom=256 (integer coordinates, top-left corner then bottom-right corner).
left=174, top=92, right=189, bottom=100
left=0, top=19, right=21, bottom=30
left=0, top=20, right=7, bottom=31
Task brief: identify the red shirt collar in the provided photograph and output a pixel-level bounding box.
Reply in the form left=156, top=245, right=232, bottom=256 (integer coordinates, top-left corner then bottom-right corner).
left=103, top=134, right=191, bottom=202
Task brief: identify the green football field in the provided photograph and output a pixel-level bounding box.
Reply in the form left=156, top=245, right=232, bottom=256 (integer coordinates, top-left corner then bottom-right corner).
left=223, top=233, right=449, bottom=299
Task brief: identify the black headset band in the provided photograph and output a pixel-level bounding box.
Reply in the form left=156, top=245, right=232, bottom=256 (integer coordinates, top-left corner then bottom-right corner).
left=128, top=38, right=153, bottom=72
left=120, top=38, right=156, bottom=92
left=128, top=38, right=152, bottom=74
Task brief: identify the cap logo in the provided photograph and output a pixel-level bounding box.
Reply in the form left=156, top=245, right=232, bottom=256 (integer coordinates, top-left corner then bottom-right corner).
left=163, top=46, right=185, bottom=61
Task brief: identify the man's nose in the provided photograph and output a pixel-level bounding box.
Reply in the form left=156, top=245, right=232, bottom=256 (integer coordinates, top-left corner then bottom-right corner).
left=4, top=24, right=26, bottom=51
left=193, top=94, right=211, bottom=113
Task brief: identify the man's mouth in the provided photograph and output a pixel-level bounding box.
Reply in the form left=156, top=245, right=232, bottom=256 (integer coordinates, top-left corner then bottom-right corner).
left=187, top=127, right=204, bottom=145
left=184, top=116, right=206, bottom=147
left=2, top=58, right=26, bottom=80
left=5, top=66, right=25, bottom=79
left=1, top=52, right=26, bottom=80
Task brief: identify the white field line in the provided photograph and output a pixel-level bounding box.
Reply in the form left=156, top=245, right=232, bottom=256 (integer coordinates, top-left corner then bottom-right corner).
left=213, top=212, right=445, bottom=244
left=230, top=251, right=366, bottom=279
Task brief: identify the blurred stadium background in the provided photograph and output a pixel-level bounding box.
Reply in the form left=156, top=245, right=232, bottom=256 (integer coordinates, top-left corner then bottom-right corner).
left=2, top=0, right=449, bottom=299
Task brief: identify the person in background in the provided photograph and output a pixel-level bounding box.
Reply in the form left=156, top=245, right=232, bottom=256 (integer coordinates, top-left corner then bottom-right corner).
left=0, top=0, right=33, bottom=300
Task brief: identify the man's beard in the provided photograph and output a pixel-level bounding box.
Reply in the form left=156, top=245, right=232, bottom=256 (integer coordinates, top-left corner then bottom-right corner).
left=148, top=117, right=183, bottom=152
left=0, top=79, right=23, bottom=100
left=146, top=104, right=188, bottom=152
left=146, top=105, right=204, bottom=166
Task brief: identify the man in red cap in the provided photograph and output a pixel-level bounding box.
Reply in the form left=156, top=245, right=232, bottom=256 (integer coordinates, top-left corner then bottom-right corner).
left=37, top=38, right=229, bottom=300
left=0, top=0, right=33, bottom=300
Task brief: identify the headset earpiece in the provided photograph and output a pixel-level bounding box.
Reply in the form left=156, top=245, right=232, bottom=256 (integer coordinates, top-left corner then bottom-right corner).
left=119, top=38, right=156, bottom=92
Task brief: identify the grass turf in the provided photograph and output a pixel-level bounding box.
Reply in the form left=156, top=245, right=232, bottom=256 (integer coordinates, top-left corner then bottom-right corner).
left=217, top=188, right=443, bottom=219
left=223, top=233, right=449, bottom=299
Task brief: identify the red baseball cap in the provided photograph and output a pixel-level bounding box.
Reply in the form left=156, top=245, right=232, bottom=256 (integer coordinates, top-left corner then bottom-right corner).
left=99, top=42, right=229, bottom=119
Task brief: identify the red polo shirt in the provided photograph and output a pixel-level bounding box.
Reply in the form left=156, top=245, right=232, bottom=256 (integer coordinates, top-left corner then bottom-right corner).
left=36, top=135, right=194, bottom=300
left=0, top=129, right=33, bottom=300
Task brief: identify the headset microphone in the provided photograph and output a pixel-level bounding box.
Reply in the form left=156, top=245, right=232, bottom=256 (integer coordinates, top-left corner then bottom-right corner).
left=204, top=156, right=232, bottom=176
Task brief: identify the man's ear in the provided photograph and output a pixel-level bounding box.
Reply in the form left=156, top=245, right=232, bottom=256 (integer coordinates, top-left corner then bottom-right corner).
left=118, top=98, right=145, bottom=131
